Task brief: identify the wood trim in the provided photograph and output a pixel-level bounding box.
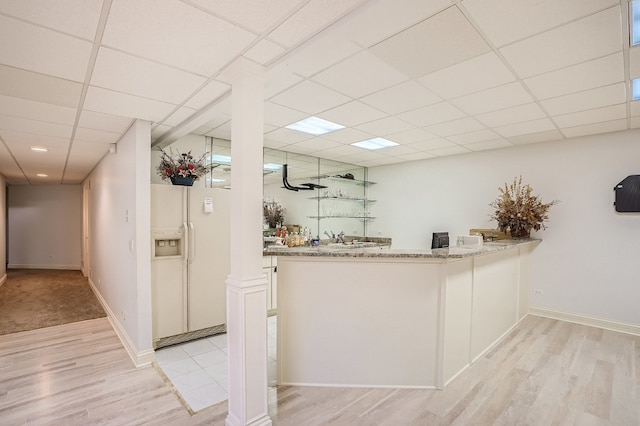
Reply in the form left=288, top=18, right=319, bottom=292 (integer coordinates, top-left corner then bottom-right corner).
left=529, top=307, right=640, bottom=337
left=88, top=277, right=155, bottom=367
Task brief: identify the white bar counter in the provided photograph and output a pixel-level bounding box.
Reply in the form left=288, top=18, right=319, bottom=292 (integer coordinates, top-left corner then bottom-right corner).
left=265, top=239, right=540, bottom=389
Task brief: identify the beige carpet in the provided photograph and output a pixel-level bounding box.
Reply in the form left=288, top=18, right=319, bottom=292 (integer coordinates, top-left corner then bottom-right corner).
left=0, top=269, right=106, bottom=335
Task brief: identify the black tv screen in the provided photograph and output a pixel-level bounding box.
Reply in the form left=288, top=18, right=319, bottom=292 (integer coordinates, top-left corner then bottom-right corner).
left=431, top=232, right=449, bottom=249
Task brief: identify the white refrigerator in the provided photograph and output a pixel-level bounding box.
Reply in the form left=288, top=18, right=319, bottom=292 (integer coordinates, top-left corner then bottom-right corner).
left=151, top=184, right=231, bottom=343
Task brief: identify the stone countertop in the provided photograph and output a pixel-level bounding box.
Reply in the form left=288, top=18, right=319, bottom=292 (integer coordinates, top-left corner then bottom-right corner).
left=263, top=239, right=540, bottom=259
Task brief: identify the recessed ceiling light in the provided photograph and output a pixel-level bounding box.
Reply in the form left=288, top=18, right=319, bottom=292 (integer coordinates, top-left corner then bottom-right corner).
left=632, top=1, right=640, bottom=46
left=285, top=116, right=345, bottom=136
left=263, top=163, right=283, bottom=171
left=30, top=147, right=48, bottom=152
left=351, top=137, right=399, bottom=150
left=36, top=173, right=48, bottom=177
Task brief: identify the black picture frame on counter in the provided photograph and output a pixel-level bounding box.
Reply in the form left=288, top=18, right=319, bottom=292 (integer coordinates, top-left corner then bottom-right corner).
left=431, top=232, right=449, bottom=249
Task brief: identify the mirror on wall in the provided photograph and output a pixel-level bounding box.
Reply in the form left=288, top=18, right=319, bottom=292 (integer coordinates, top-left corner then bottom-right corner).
left=153, top=135, right=373, bottom=239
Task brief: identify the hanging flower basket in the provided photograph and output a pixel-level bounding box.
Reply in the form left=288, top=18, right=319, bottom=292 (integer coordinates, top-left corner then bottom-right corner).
left=156, top=148, right=207, bottom=185
left=170, top=176, right=195, bottom=186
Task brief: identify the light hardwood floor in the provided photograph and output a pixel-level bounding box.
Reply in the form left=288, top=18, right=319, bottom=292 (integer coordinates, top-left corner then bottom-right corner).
left=0, top=315, right=638, bottom=425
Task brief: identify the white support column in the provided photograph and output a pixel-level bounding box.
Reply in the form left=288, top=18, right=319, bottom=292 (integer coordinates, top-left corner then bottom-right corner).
left=222, top=58, right=271, bottom=426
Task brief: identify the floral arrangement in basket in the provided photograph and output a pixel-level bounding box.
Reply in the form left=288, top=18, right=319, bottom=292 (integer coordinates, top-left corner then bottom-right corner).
left=157, top=148, right=207, bottom=182
left=490, top=176, right=558, bottom=239
left=263, top=201, right=286, bottom=229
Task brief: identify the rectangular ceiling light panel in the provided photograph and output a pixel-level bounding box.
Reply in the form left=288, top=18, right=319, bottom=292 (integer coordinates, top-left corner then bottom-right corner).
left=351, top=137, right=399, bottom=150
left=285, top=116, right=345, bottom=135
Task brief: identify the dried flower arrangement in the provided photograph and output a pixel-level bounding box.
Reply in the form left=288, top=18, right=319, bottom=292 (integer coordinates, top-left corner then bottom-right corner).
left=157, top=148, right=208, bottom=182
left=490, top=176, right=558, bottom=239
left=264, top=201, right=286, bottom=228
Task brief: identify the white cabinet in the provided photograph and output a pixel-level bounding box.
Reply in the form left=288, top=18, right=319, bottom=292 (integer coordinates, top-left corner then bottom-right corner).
left=263, top=256, right=278, bottom=313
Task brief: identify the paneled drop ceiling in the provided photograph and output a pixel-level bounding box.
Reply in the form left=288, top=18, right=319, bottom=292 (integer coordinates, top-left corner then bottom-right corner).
left=0, top=0, right=637, bottom=184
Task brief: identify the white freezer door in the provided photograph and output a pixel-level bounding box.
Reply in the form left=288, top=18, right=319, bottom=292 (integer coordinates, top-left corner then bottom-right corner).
left=187, top=187, right=230, bottom=331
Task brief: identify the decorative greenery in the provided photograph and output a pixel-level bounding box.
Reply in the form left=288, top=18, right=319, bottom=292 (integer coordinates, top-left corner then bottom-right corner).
left=264, top=201, right=286, bottom=228
left=157, top=148, right=207, bottom=181
left=490, top=176, right=558, bottom=239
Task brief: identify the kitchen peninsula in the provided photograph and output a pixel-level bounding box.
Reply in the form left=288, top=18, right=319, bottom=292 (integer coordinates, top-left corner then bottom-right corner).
left=264, top=239, right=539, bottom=389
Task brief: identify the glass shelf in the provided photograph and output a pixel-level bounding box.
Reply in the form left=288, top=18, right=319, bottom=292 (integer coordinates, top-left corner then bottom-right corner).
left=308, top=196, right=377, bottom=203
left=314, top=175, right=376, bottom=186
left=308, top=216, right=376, bottom=220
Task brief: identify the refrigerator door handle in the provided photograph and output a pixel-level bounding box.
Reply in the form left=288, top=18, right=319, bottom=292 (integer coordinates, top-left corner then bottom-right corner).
left=183, top=222, right=189, bottom=263
left=189, top=222, right=195, bottom=264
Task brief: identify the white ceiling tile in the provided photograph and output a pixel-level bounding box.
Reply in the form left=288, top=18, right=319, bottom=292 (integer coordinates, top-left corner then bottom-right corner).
left=0, top=129, right=70, bottom=152
left=474, top=103, right=547, bottom=128
left=264, top=62, right=305, bottom=99
left=397, top=102, right=466, bottom=127
left=385, top=128, right=438, bottom=144
left=500, top=7, right=623, bottom=79
left=0, top=15, right=92, bottom=82
left=407, top=138, right=456, bottom=152
left=448, top=129, right=501, bottom=144
left=91, top=48, right=207, bottom=104
left=320, top=127, right=374, bottom=144
left=428, top=145, right=470, bottom=157
left=74, top=127, right=121, bottom=144
left=318, top=101, right=387, bottom=127
left=553, top=104, right=626, bottom=129
left=560, top=119, right=627, bottom=139
left=208, top=120, right=232, bottom=140
left=495, top=118, right=556, bottom=138
left=268, top=0, right=364, bottom=47
left=162, top=107, right=198, bottom=127
left=265, top=128, right=314, bottom=144
left=286, top=137, right=343, bottom=153
left=184, top=80, right=230, bottom=110
left=312, top=51, right=407, bottom=98
left=189, top=0, right=303, bottom=34
left=377, top=144, right=419, bottom=156
left=417, top=52, right=516, bottom=100
left=507, top=130, right=563, bottom=145
left=103, top=0, right=255, bottom=76
left=316, top=144, right=366, bottom=158
left=198, top=114, right=231, bottom=134
left=630, top=116, right=640, bottom=128
left=355, top=116, right=414, bottom=136
left=540, top=83, right=626, bottom=116
left=461, top=0, right=618, bottom=47
left=0, top=141, right=23, bottom=182
left=0, top=115, right=73, bottom=139
left=395, top=152, right=435, bottom=162
left=84, top=86, right=175, bottom=122
left=333, top=0, right=451, bottom=48
left=369, top=6, right=490, bottom=77
left=78, top=110, right=133, bottom=133
left=283, top=34, right=362, bottom=78
left=425, top=117, right=486, bottom=137
left=360, top=81, right=441, bottom=115
left=631, top=100, right=640, bottom=117
left=462, top=139, right=512, bottom=151
left=0, top=65, right=82, bottom=108
left=151, top=123, right=172, bottom=140
left=524, top=53, right=624, bottom=100
left=270, top=80, right=351, bottom=114
left=264, top=137, right=292, bottom=150
left=264, top=102, right=308, bottom=127
left=0, top=0, right=103, bottom=40
left=244, top=39, right=286, bottom=65
left=451, top=82, right=533, bottom=116
left=0, top=95, right=76, bottom=125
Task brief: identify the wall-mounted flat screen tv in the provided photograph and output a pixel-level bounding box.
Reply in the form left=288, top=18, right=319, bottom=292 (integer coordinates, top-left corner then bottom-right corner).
left=614, top=175, right=640, bottom=212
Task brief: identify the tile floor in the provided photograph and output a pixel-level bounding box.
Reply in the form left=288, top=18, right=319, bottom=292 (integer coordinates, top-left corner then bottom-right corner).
left=155, top=315, right=277, bottom=412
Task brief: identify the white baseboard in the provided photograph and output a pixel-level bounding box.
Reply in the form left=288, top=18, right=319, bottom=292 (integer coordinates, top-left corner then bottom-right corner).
left=87, top=278, right=155, bottom=367
left=8, top=264, right=81, bottom=270
left=529, top=307, right=640, bottom=337
left=0, top=273, right=6, bottom=288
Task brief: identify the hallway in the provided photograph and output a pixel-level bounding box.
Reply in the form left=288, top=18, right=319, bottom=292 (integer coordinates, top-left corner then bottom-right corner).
left=0, top=269, right=105, bottom=336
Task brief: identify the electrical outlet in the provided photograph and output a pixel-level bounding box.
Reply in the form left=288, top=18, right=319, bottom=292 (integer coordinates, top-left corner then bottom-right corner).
left=121, top=310, right=126, bottom=321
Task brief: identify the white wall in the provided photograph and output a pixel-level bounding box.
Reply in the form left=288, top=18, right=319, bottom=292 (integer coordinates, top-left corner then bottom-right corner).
left=87, top=120, right=152, bottom=361
left=0, top=175, right=6, bottom=284
left=367, top=129, right=640, bottom=327
left=7, top=185, right=82, bottom=269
